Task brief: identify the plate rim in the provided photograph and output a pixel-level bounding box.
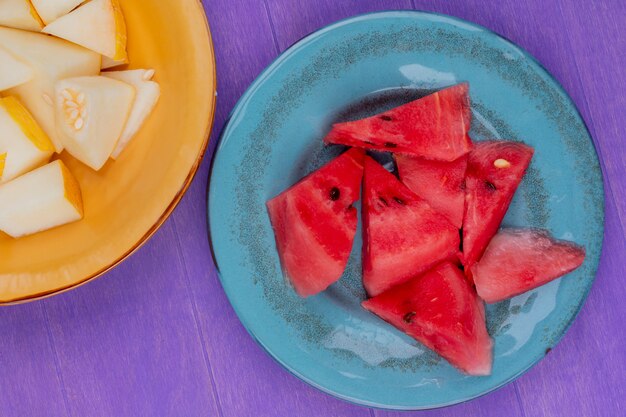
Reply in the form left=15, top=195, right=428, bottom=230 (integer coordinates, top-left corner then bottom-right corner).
left=207, top=9, right=604, bottom=410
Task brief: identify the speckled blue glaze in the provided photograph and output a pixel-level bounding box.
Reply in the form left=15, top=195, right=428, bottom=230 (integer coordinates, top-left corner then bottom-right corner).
left=208, top=11, right=604, bottom=410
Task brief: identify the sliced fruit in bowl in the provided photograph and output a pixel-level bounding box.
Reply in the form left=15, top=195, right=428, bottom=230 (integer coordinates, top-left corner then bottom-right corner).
left=103, top=69, right=161, bottom=159
left=0, top=159, right=83, bottom=238
left=0, top=0, right=215, bottom=303
left=0, top=46, right=34, bottom=91
left=55, top=75, right=136, bottom=170
left=0, top=0, right=43, bottom=32
left=42, top=0, right=127, bottom=61
left=0, top=26, right=101, bottom=152
left=101, top=55, right=129, bottom=70
left=31, top=0, right=84, bottom=25
left=0, top=96, right=54, bottom=183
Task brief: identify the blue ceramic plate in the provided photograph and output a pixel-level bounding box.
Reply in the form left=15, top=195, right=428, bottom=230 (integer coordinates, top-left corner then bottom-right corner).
left=208, top=11, right=604, bottom=410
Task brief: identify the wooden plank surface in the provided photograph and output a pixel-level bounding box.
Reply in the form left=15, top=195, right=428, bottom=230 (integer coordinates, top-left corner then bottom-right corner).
left=41, top=224, right=222, bottom=417
left=0, top=1, right=624, bottom=416
left=0, top=303, right=69, bottom=417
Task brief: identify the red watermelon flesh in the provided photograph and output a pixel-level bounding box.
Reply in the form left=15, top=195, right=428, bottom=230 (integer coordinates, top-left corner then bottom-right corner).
left=362, top=157, right=459, bottom=297
left=472, top=229, right=586, bottom=303
left=463, top=141, right=534, bottom=269
left=324, top=83, right=472, bottom=161
left=267, top=148, right=365, bottom=297
left=395, top=154, right=468, bottom=228
left=362, top=262, right=493, bottom=376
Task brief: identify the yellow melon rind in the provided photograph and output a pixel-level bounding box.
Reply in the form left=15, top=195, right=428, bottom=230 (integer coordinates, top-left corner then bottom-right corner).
left=0, top=96, right=55, bottom=152
left=59, top=160, right=84, bottom=216
left=112, top=0, right=127, bottom=61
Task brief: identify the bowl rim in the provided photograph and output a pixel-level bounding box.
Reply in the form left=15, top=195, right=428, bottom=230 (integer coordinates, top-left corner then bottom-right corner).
left=1, top=0, right=217, bottom=306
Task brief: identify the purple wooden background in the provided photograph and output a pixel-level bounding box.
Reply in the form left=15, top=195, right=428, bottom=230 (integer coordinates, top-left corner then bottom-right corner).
left=1, top=1, right=624, bottom=416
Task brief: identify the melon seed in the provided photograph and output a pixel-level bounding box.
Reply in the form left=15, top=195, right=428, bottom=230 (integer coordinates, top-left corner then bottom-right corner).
left=379, top=196, right=389, bottom=206
left=485, top=181, right=497, bottom=191
left=393, top=196, right=405, bottom=205
left=379, top=115, right=393, bottom=121
left=329, top=187, right=340, bottom=201
left=403, top=311, right=416, bottom=324
left=494, top=158, right=511, bottom=168
left=42, top=93, right=53, bottom=106
left=384, top=142, right=397, bottom=148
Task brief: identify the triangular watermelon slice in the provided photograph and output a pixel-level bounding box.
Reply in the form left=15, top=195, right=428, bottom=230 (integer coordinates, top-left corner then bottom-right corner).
left=362, top=157, right=459, bottom=297
left=267, top=148, right=365, bottom=297
left=472, top=229, right=586, bottom=303
left=395, top=154, right=468, bottom=228
left=363, top=262, right=493, bottom=376
left=463, top=141, right=534, bottom=269
left=324, top=83, right=472, bottom=161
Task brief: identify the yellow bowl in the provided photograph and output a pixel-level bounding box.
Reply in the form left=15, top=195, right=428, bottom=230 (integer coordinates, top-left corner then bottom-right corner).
left=0, top=0, right=216, bottom=304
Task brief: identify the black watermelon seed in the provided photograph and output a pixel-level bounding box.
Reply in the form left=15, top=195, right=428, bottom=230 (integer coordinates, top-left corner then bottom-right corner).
left=384, top=142, right=397, bottom=148
left=459, top=228, right=463, bottom=252
left=329, top=187, right=340, bottom=201
left=485, top=181, right=497, bottom=191
left=403, top=311, right=416, bottom=324
left=393, top=196, right=405, bottom=205
left=379, top=196, right=389, bottom=206
left=379, top=115, right=393, bottom=121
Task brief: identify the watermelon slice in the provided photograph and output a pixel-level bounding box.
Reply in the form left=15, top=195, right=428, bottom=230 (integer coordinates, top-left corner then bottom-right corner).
left=324, top=83, right=472, bottom=161
left=267, top=148, right=365, bottom=297
left=363, top=262, right=493, bottom=376
left=362, top=157, right=459, bottom=297
left=463, top=141, right=534, bottom=268
left=472, top=229, right=586, bottom=303
left=395, top=154, right=468, bottom=228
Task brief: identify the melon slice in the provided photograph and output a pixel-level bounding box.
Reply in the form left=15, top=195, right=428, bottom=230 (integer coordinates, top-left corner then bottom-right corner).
left=31, top=0, right=84, bottom=24
left=362, top=157, right=459, bottom=297
left=0, top=26, right=101, bottom=152
left=463, top=141, right=534, bottom=269
left=472, top=229, right=586, bottom=303
left=0, top=96, right=54, bottom=183
left=0, top=159, right=83, bottom=238
left=0, top=0, right=44, bottom=32
left=363, top=262, right=493, bottom=376
left=103, top=69, right=160, bottom=158
left=267, top=148, right=365, bottom=297
left=0, top=46, right=34, bottom=91
left=55, top=76, right=135, bottom=170
left=101, top=54, right=128, bottom=69
left=396, top=154, right=468, bottom=228
left=324, top=83, right=472, bottom=161
left=42, top=0, right=127, bottom=60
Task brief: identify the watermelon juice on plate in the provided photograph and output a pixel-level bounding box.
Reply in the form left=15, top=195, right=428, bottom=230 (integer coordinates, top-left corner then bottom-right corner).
left=208, top=11, right=604, bottom=410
